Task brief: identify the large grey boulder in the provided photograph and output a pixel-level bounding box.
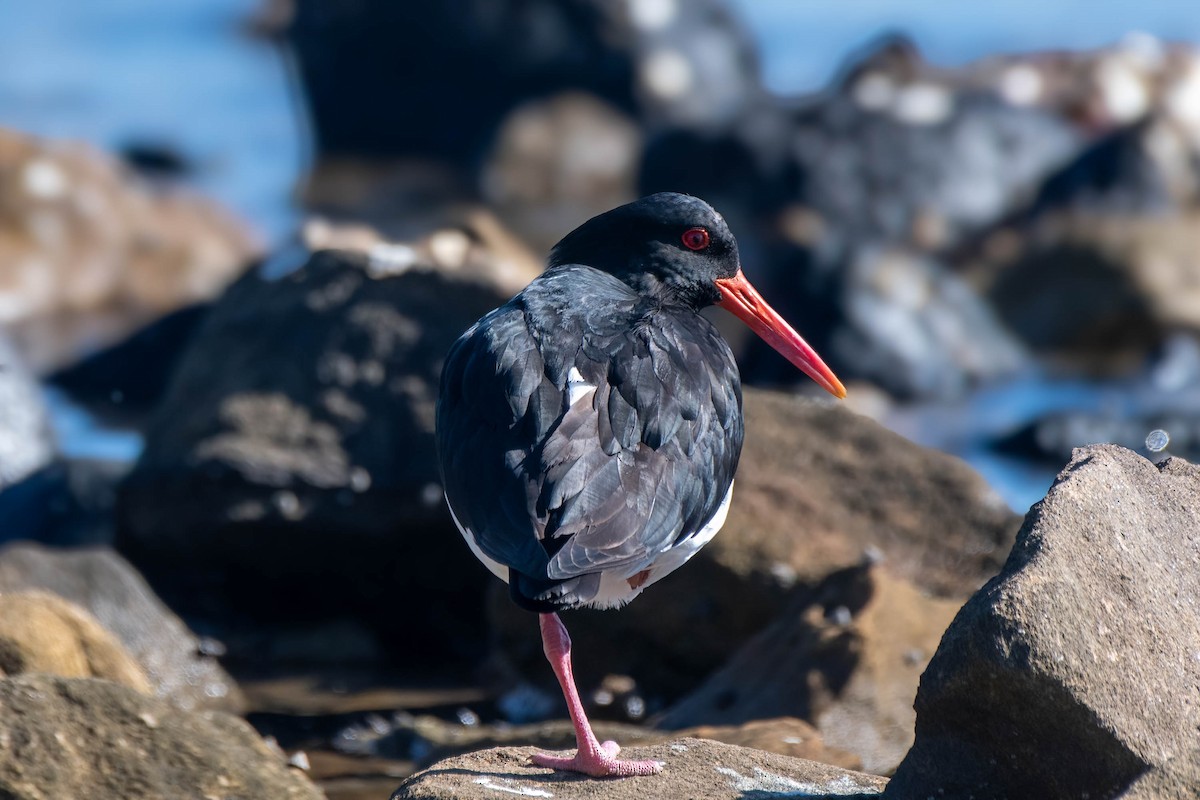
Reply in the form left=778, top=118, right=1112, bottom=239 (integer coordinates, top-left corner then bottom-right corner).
left=0, top=673, right=322, bottom=800
left=391, top=738, right=887, bottom=800
left=887, top=445, right=1200, bottom=799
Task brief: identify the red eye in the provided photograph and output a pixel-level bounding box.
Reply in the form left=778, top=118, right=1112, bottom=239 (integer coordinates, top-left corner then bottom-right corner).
left=681, top=227, right=710, bottom=251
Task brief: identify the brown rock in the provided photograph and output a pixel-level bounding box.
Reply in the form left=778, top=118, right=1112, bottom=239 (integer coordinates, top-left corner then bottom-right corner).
left=391, top=738, right=886, bottom=800
left=490, top=391, right=1016, bottom=701
left=0, top=542, right=243, bottom=713
left=887, top=445, right=1200, bottom=800
left=0, top=590, right=149, bottom=692
left=0, top=673, right=323, bottom=800
left=409, top=716, right=859, bottom=772
left=657, top=565, right=962, bottom=775
left=0, top=126, right=260, bottom=370
left=1116, top=749, right=1200, bottom=800
left=483, top=92, right=641, bottom=254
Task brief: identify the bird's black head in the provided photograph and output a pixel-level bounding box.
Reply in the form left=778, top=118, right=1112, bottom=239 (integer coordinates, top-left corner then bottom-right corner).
left=548, top=192, right=740, bottom=309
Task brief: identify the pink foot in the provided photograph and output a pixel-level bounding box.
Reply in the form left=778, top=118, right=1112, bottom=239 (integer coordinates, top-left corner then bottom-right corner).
left=531, top=740, right=662, bottom=777
left=531, top=614, right=664, bottom=778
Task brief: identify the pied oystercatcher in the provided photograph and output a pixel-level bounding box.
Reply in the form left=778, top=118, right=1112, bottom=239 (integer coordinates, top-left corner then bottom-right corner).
left=436, top=193, right=845, bottom=777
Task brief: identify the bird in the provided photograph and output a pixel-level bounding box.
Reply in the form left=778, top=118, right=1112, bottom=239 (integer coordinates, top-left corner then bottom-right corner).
left=435, top=192, right=845, bottom=777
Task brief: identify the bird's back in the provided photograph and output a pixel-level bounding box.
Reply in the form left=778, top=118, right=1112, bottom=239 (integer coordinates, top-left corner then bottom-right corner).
left=436, top=264, right=744, bottom=611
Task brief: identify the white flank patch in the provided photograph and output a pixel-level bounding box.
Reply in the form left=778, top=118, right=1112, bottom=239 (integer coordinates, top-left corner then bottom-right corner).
left=447, top=495, right=509, bottom=583
left=588, top=481, right=734, bottom=610
left=566, top=367, right=596, bottom=406
left=474, top=777, right=554, bottom=797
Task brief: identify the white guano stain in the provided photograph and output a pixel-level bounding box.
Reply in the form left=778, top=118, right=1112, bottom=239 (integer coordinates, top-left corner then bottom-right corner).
left=714, top=766, right=882, bottom=797
left=473, top=777, right=554, bottom=797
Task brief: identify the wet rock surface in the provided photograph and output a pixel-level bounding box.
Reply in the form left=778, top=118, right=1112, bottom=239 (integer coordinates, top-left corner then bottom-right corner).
left=886, top=445, right=1200, bottom=799
left=390, top=738, right=887, bottom=800
left=0, top=673, right=322, bottom=800
left=0, top=541, right=243, bottom=713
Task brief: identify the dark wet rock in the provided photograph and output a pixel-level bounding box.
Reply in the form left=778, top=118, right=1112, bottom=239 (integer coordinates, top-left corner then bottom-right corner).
left=1026, top=118, right=1180, bottom=216
left=742, top=243, right=1028, bottom=399
left=489, top=389, right=1018, bottom=709
left=50, top=303, right=210, bottom=425
left=117, top=247, right=512, bottom=657
left=391, top=738, right=886, bottom=800
left=118, top=140, right=195, bottom=179
left=657, top=565, right=962, bottom=775
left=0, top=459, right=128, bottom=548
left=786, top=90, right=1079, bottom=248
left=887, top=445, right=1200, bottom=800
left=0, top=673, right=323, bottom=800
left=282, top=0, right=761, bottom=161
left=0, top=126, right=259, bottom=371
left=0, top=590, right=150, bottom=692
left=0, top=541, right=243, bottom=713
left=0, top=334, right=54, bottom=491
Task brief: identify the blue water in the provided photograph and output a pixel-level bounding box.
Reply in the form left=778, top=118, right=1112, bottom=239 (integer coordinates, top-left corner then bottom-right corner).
left=732, top=0, right=1200, bottom=95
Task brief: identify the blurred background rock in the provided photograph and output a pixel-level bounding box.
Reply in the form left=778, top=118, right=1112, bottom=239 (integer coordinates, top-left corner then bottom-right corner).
left=2, top=1, right=1200, bottom=797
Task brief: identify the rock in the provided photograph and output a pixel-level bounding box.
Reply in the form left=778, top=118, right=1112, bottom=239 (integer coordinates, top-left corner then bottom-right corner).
left=0, top=673, right=323, bottom=800
left=0, top=590, right=149, bottom=692
left=887, top=445, right=1200, bottom=800
left=657, top=565, right=962, bottom=775
left=970, top=208, right=1200, bottom=372
left=390, top=738, right=887, bottom=800
left=346, top=713, right=859, bottom=772
left=281, top=0, right=761, bottom=160
left=0, top=541, right=243, bottom=713
left=0, top=126, right=260, bottom=371
left=0, top=333, right=54, bottom=491
left=745, top=242, right=1028, bottom=399
left=0, top=459, right=129, bottom=548
left=785, top=82, right=1078, bottom=249
left=49, top=303, right=211, bottom=425
left=117, top=246, right=514, bottom=657
left=489, top=390, right=1018, bottom=709
left=671, top=718, right=862, bottom=771
left=1116, top=749, right=1200, bottom=800
left=483, top=92, right=641, bottom=254
left=1026, top=117, right=1182, bottom=216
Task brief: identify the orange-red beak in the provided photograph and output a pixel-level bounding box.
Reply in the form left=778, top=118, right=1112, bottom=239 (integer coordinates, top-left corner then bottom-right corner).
left=715, top=270, right=846, bottom=399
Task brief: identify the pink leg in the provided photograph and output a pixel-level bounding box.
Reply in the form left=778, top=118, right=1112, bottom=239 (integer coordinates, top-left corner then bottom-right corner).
left=530, top=613, right=662, bottom=777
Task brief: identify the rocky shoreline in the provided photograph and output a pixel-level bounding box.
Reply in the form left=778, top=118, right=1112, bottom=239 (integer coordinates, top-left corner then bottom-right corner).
left=1, top=2, right=1199, bottom=798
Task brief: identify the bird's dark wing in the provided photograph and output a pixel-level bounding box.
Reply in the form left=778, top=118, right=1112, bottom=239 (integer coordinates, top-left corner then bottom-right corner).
left=436, top=265, right=743, bottom=608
